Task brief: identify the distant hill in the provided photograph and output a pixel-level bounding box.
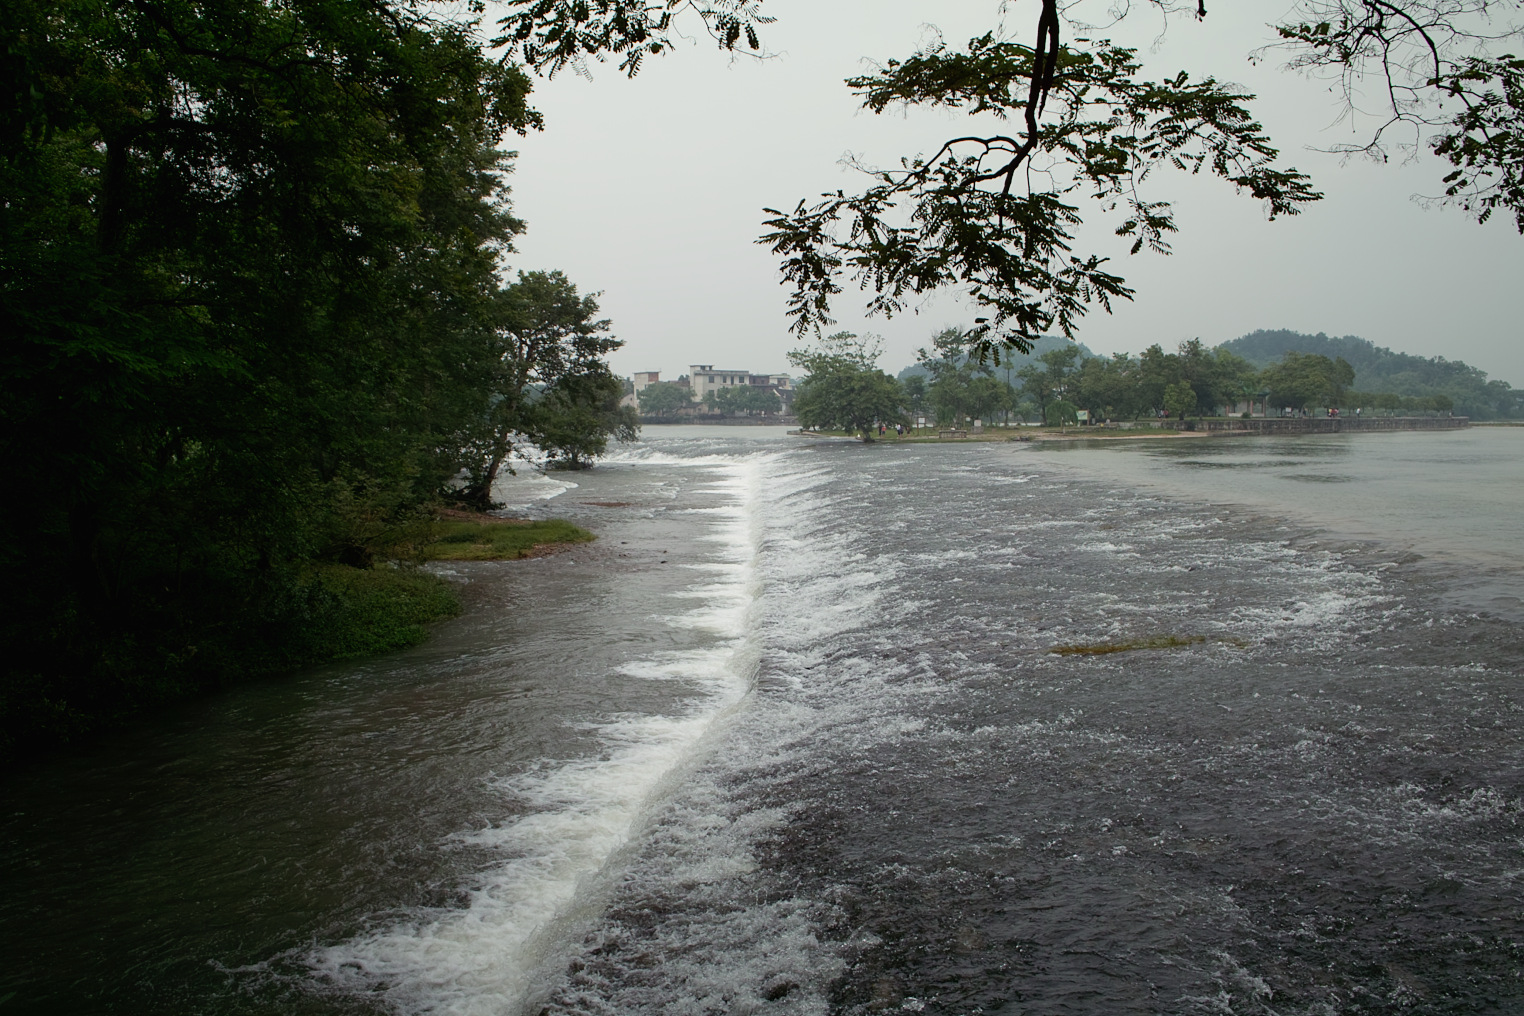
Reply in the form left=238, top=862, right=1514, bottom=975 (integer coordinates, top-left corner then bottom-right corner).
left=1218, top=329, right=1520, bottom=420
left=896, top=334, right=1096, bottom=381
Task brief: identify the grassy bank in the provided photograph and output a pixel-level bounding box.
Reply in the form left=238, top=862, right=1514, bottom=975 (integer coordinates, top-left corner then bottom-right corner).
left=1, top=512, right=594, bottom=765
left=422, top=515, right=595, bottom=560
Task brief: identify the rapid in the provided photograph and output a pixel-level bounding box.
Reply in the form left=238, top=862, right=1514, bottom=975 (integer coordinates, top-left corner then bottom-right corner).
left=2, top=426, right=1521, bottom=1015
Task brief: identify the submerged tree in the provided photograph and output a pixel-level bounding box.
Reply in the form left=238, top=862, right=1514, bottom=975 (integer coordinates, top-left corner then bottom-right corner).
left=457, top=270, right=623, bottom=504
left=526, top=370, right=640, bottom=469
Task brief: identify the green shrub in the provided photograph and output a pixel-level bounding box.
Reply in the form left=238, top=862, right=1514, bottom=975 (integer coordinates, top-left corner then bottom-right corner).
left=290, top=565, right=461, bottom=661
left=420, top=519, right=593, bottom=561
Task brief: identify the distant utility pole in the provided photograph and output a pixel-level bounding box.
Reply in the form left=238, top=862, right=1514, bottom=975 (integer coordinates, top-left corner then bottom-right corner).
left=1003, top=362, right=1013, bottom=426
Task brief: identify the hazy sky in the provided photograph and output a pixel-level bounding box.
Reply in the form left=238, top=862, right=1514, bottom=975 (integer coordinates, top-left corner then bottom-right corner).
left=494, top=0, right=1521, bottom=384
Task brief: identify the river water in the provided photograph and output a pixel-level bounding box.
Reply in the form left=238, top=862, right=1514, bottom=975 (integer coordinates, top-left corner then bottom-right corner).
left=3, top=426, right=1522, bottom=1015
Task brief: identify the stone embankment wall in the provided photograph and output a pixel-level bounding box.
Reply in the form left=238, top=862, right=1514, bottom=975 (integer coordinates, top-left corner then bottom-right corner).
left=1185, top=416, right=1468, bottom=435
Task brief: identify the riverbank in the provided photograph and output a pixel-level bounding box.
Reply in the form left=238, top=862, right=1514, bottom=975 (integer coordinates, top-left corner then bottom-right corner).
left=0, top=510, right=595, bottom=765
left=1186, top=415, right=1468, bottom=434
left=793, top=415, right=1469, bottom=443
left=790, top=426, right=1206, bottom=442
left=425, top=511, right=595, bottom=560
left=8, top=427, right=1524, bottom=1013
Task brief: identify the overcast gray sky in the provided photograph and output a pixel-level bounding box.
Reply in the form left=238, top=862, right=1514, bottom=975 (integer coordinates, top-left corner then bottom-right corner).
left=495, top=0, right=1522, bottom=384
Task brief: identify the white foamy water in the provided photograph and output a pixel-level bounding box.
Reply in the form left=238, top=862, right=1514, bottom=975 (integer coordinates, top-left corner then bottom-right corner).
left=533, top=448, right=928, bottom=1016
left=306, top=458, right=767, bottom=1015
left=489, top=466, right=577, bottom=510
left=9, top=429, right=1520, bottom=1015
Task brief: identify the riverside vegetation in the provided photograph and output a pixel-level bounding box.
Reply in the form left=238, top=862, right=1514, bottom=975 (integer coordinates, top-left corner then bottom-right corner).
left=8, top=0, right=1517, bottom=759
left=0, top=1, right=627, bottom=760
left=787, top=326, right=1516, bottom=439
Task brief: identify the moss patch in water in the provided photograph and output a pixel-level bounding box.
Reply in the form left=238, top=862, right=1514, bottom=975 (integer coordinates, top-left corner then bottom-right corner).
left=1050, top=634, right=1207, bottom=656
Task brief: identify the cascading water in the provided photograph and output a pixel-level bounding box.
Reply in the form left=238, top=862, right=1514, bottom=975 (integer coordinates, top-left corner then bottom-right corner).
left=2, top=426, right=1521, bottom=1016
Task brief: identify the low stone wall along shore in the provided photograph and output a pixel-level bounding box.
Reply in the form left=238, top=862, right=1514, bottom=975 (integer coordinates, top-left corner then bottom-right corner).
left=1183, top=415, right=1468, bottom=435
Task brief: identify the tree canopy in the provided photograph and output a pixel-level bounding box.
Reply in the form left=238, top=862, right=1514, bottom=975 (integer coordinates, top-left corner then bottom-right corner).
left=761, top=22, right=1321, bottom=358
left=494, top=0, right=1519, bottom=364
left=0, top=0, right=635, bottom=751
left=790, top=332, right=907, bottom=440
left=457, top=270, right=629, bottom=502
left=1274, top=0, right=1524, bottom=231
left=887, top=327, right=1481, bottom=423
left=638, top=381, right=696, bottom=418
left=715, top=385, right=784, bottom=416
left=1221, top=329, right=1518, bottom=418
left=1259, top=352, right=1358, bottom=410
left=526, top=370, right=639, bottom=469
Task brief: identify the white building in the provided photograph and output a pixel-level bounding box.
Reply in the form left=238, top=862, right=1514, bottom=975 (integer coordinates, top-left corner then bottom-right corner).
left=688, top=365, right=750, bottom=401
left=688, top=365, right=794, bottom=407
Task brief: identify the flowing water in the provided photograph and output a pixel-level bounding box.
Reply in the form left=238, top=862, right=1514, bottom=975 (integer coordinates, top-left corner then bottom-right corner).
left=3, top=425, right=1522, bottom=1015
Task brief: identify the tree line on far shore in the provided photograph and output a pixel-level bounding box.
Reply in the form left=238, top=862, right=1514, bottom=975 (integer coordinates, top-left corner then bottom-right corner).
left=784, top=328, right=1516, bottom=440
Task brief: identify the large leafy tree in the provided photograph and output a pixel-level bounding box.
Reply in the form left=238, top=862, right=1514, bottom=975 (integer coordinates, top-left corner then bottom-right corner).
left=1171, top=338, right=1260, bottom=413
left=716, top=385, right=784, bottom=416
left=457, top=270, right=623, bottom=503
left=525, top=369, right=639, bottom=469
left=2, top=0, right=539, bottom=724
left=638, top=381, right=696, bottom=418
left=1163, top=380, right=1199, bottom=420
left=917, top=326, right=998, bottom=427
left=1260, top=351, right=1358, bottom=410
left=1073, top=352, right=1148, bottom=421
left=1016, top=345, right=1084, bottom=423
left=790, top=332, right=907, bottom=440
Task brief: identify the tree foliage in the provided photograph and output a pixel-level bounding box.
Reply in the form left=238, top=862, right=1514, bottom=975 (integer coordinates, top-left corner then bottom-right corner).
left=715, top=385, right=784, bottom=416
left=496, top=0, right=1516, bottom=373
left=1162, top=380, right=1199, bottom=419
left=761, top=9, right=1321, bottom=360
left=638, top=381, right=696, bottom=418
left=1273, top=0, right=1524, bottom=230
left=494, top=0, right=773, bottom=79
left=790, top=332, right=906, bottom=439
left=526, top=370, right=639, bottom=469
left=900, top=326, right=1484, bottom=423
left=918, top=327, right=998, bottom=426
left=457, top=270, right=627, bottom=502
left=0, top=0, right=630, bottom=750
left=1259, top=351, right=1358, bottom=410
left=1221, top=329, right=1518, bottom=418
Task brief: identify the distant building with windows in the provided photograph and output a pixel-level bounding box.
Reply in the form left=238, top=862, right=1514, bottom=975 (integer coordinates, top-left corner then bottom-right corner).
left=689, top=365, right=795, bottom=410
left=624, top=366, right=795, bottom=417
